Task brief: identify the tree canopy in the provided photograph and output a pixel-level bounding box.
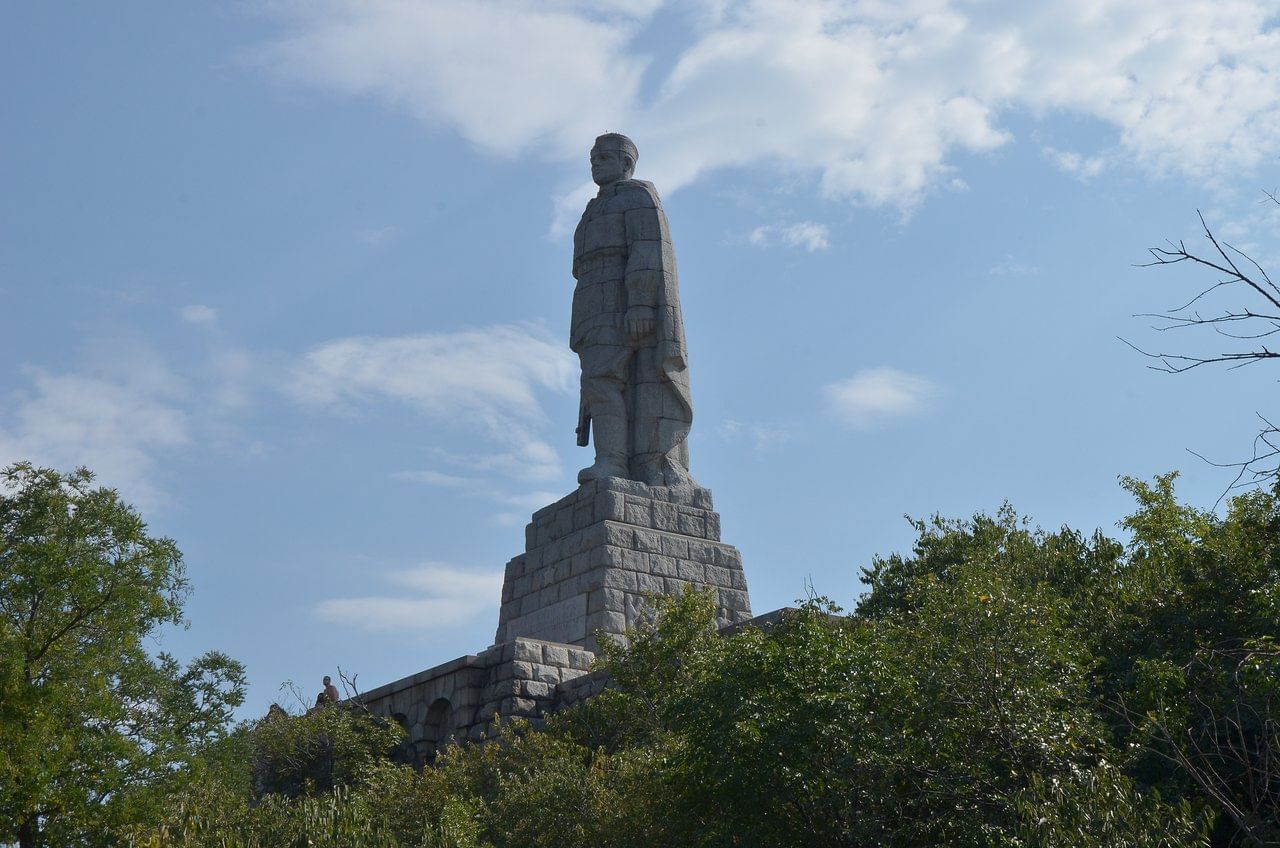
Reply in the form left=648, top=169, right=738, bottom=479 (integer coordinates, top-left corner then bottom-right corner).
left=131, top=473, right=1277, bottom=848
left=0, top=463, right=245, bottom=848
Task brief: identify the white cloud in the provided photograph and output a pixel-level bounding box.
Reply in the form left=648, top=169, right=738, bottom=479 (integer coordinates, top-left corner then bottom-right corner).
left=253, top=0, right=1280, bottom=213
left=180, top=304, right=218, bottom=325
left=290, top=324, right=575, bottom=480
left=248, top=0, right=650, bottom=159
left=987, top=255, right=1039, bottom=276
left=718, top=418, right=794, bottom=450
left=357, top=225, right=399, bottom=245
left=823, top=367, right=940, bottom=428
left=749, top=221, right=831, bottom=252
left=315, top=562, right=503, bottom=631
left=0, top=368, right=190, bottom=510
left=394, top=468, right=559, bottom=520
left=1042, top=146, right=1111, bottom=181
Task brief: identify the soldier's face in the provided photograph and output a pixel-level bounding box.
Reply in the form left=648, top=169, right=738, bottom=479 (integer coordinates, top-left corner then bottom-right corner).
left=590, top=147, right=630, bottom=185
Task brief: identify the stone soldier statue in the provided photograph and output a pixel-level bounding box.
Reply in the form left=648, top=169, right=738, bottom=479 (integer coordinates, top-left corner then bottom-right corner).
left=572, top=133, right=695, bottom=488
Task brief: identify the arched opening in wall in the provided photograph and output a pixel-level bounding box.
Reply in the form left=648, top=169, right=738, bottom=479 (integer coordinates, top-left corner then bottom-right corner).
left=389, top=711, right=414, bottom=766
left=420, top=698, right=454, bottom=765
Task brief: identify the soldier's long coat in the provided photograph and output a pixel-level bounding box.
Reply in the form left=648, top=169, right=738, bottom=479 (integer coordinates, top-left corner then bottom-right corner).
left=571, top=178, right=692, bottom=479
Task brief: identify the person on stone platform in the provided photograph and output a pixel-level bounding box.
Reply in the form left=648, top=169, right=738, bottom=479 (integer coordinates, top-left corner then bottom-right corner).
left=572, top=132, right=696, bottom=489
left=320, top=675, right=340, bottom=705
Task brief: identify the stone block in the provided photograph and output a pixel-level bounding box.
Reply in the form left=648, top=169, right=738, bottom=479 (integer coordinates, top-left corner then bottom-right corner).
left=622, top=548, right=648, bottom=572
left=599, top=477, right=646, bottom=497
left=579, top=522, right=606, bottom=550
left=705, top=512, right=721, bottom=541
left=542, top=644, right=570, bottom=667
left=601, top=545, right=626, bottom=567
left=589, top=587, right=627, bottom=613
left=523, top=680, right=553, bottom=699
left=602, top=569, right=638, bottom=591
left=510, top=661, right=533, bottom=680
left=603, top=522, right=633, bottom=547
left=651, top=501, right=679, bottom=532
left=677, top=508, right=705, bottom=537
left=625, top=499, right=651, bottom=525
left=688, top=540, right=714, bottom=563
left=594, top=491, right=626, bottom=522
left=637, top=573, right=664, bottom=594
left=489, top=679, right=522, bottom=698
left=506, top=696, right=538, bottom=716
left=568, top=649, right=594, bottom=670
left=660, top=534, right=689, bottom=559
left=650, top=554, right=678, bottom=577
left=533, top=665, right=561, bottom=684
left=514, top=574, right=532, bottom=598
left=634, top=528, right=662, bottom=553
left=677, top=561, right=705, bottom=582
left=719, top=588, right=751, bottom=611
left=585, top=610, right=626, bottom=634
left=574, top=502, right=593, bottom=530
left=704, top=565, right=731, bottom=587
left=713, top=546, right=740, bottom=568
left=553, top=559, right=572, bottom=584
left=513, top=641, right=542, bottom=663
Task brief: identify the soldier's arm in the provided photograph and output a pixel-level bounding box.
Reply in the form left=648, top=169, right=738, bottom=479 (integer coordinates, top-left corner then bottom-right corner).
left=624, top=197, right=666, bottom=338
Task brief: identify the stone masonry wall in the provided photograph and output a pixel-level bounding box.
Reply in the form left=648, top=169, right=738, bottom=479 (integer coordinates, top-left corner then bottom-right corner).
left=358, top=637, right=596, bottom=767
left=495, top=477, right=751, bottom=651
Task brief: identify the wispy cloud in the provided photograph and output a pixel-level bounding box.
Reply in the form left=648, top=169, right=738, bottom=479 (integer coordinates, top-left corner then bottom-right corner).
left=823, top=367, right=940, bottom=429
left=289, top=324, right=575, bottom=480
left=0, top=366, right=190, bottom=510
left=1042, top=146, right=1111, bottom=181
left=394, top=468, right=559, bottom=515
left=718, top=418, right=794, bottom=451
left=253, top=0, right=1280, bottom=214
left=315, top=562, right=503, bottom=632
left=749, top=221, right=831, bottom=252
left=180, top=304, right=218, bottom=325
left=356, top=225, right=399, bottom=245
left=987, top=255, right=1039, bottom=277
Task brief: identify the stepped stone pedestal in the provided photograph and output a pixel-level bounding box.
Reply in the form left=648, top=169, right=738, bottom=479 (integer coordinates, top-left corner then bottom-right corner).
left=355, top=478, right=751, bottom=760
left=495, top=477, right=752, bottom=651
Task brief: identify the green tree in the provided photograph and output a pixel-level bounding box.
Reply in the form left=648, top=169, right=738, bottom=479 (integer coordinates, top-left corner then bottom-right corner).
left=0, top=463, right=245, bottom=847
left=857, top=473, right=1279, bottom=846
left=249, top=704, right=405, bottom=799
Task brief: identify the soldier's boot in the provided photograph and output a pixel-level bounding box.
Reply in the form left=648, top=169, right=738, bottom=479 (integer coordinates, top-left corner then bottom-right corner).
left=578, top=413, right=629, bottom=483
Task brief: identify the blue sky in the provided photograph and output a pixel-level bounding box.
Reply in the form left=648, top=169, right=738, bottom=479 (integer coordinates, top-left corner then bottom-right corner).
left=5, top=1, right=1279, bottom=717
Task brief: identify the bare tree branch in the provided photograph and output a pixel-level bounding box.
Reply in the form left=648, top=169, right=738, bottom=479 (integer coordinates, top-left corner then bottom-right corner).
left=1132, top=201, right=1280, bottom=495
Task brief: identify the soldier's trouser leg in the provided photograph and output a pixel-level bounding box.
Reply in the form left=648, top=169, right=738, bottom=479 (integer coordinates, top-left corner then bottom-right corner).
left=630, top=345, right=664, bottom=485
left=631, top=346, right=692, bottom=488
left=578, top=344, right=631, bottom=483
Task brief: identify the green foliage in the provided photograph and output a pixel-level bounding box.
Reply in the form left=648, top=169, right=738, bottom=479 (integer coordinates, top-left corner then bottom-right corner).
left=0, top=463, right=245, bottom=847
left=855, top=472, right=1279, bottom=846
left=249, top=704, right=405, bottom=798
left=58, top=470, right=1279, bottom=847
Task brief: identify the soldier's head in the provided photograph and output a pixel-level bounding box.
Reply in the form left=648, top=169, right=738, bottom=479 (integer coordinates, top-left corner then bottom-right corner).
left=590, top=133, right=637, bottom=186
left=323, top=676, right=331, bottom=685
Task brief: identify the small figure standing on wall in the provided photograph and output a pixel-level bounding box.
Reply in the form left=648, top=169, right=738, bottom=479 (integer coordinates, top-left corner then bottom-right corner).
left=321, top=675, right=340, bottom=705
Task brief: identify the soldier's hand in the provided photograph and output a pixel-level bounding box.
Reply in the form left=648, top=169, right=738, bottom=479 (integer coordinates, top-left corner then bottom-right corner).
left=626, top=308, right=656, bottom=340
